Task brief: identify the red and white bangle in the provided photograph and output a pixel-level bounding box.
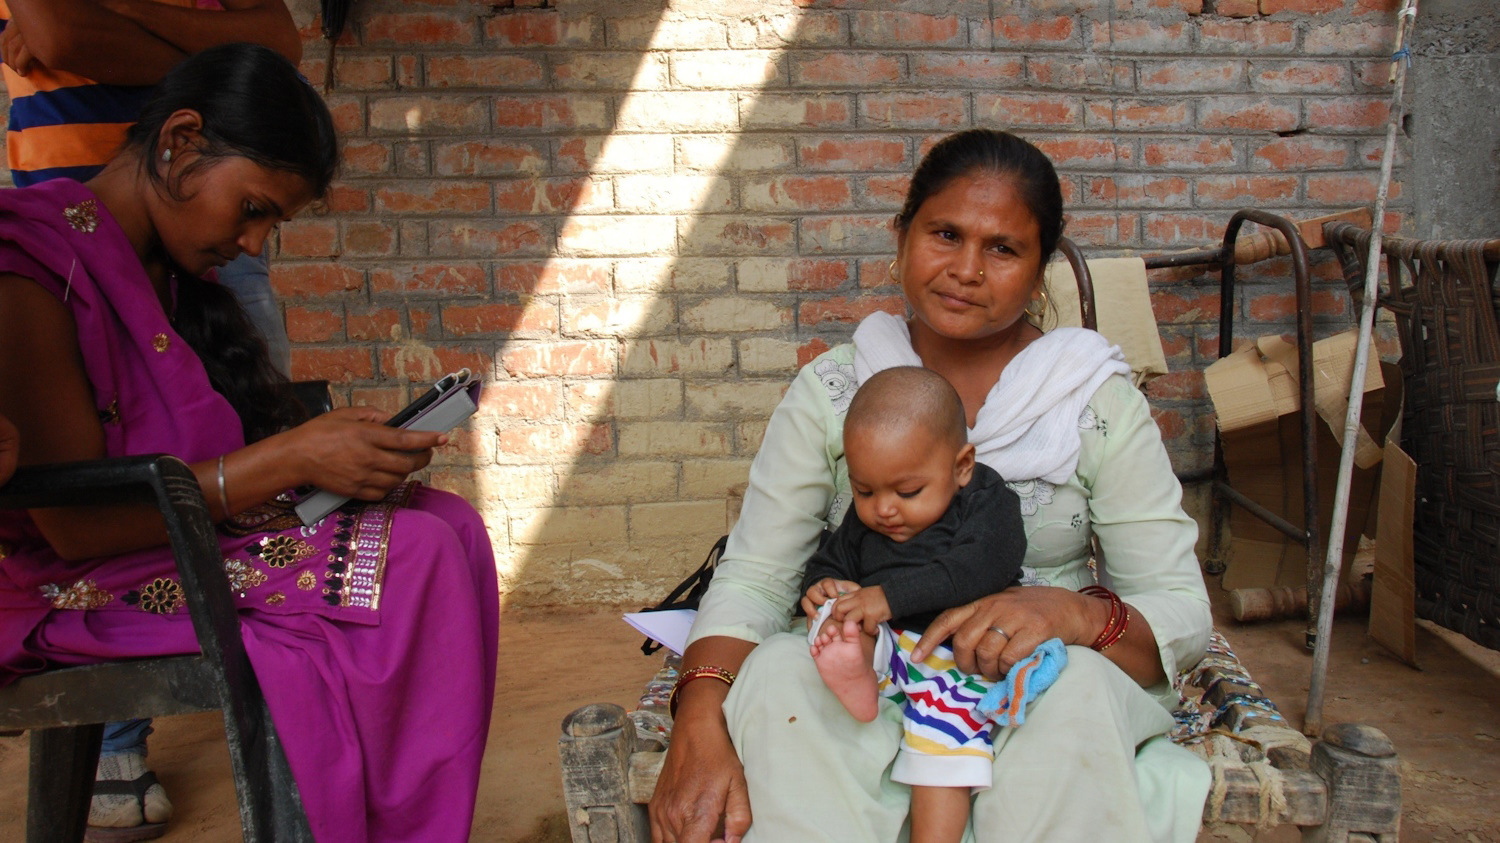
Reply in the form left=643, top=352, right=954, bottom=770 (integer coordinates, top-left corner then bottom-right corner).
left=668, top=665, right=737, bottom=718
left=1080, top=585, right=1131, bottom=651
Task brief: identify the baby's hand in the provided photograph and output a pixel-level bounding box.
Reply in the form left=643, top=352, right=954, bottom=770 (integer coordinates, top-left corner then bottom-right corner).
left=830, top=585, right=891, bottom=636
left=800, top=577, right=859, bottom=620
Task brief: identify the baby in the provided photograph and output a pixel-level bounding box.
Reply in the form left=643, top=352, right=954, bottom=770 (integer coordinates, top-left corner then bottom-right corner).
left=801, top=365, right=1025, bottom=843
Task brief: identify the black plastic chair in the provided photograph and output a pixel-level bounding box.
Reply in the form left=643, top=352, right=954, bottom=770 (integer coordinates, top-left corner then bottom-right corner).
left=0, top=379, right=333, bottom=843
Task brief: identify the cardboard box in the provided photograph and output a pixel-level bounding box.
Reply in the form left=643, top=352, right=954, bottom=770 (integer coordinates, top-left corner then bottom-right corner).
left=1205, top=330, right=1403, bottom=591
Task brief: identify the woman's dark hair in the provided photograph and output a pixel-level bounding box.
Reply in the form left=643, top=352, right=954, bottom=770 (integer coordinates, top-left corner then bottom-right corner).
left=894, top=129, right=1065, bottom=266
left=123, top=43, right=340, bottom=442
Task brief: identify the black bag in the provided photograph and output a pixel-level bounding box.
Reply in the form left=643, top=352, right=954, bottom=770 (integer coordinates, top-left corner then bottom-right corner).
left=638, top=534, right=727, bottom=655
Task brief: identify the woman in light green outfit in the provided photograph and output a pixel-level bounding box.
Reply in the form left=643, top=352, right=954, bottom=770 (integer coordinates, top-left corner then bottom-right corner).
left=650, top=129, right=1213, bottom=843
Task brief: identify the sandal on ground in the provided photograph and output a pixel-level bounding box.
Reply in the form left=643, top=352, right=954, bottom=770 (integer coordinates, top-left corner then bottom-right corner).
left=83, top=769, right=168, bottom=843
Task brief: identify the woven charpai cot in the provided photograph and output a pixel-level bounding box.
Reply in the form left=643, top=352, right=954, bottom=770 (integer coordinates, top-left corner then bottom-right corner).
left=1325, top=221, right=1500, bottom=650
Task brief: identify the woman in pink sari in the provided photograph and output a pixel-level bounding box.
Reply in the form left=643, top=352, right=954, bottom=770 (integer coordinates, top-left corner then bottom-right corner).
left=0, top=44, right=499, bottom=842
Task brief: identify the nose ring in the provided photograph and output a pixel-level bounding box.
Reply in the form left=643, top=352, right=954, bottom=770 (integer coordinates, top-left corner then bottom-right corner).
left=978, top=269, right=984, bottom=277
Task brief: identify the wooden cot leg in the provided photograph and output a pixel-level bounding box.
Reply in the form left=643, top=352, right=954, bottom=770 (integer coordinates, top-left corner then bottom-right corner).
left=28, top=724, right=103, bottom=843
left=560, top=703, right=650, bottom=843
left=1303, top=724, right=1401, bottom=843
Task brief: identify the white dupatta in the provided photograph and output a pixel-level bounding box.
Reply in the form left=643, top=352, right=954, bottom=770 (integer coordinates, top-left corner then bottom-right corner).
left=851, top=311, right=1129, bottom=484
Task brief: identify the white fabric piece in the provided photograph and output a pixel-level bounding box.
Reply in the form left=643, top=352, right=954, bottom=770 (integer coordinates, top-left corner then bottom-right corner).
left=807, top=599, right=894, bottom=677
left=852, top=311, right=1130, bottom=484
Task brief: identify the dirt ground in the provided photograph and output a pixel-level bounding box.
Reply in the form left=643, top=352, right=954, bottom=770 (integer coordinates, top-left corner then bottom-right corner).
left=3, top=574, right=1498, bottom=842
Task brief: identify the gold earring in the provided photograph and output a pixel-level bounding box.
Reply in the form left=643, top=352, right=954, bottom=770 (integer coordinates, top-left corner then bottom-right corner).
left=887, top=259, right=900, bottom=282
left=1025, top=287, right=1050, bottom=320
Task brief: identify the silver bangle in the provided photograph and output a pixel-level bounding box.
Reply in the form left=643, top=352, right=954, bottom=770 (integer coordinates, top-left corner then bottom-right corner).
left=216, top=454, right=231, bottom=516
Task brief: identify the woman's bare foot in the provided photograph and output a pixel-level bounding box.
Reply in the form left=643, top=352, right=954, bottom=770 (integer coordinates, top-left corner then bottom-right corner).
left=810, top=617, right=879, bottom=722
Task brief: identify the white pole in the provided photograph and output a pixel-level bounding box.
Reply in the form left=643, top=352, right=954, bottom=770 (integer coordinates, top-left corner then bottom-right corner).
left=1304, top=0, right=1420, bottom=738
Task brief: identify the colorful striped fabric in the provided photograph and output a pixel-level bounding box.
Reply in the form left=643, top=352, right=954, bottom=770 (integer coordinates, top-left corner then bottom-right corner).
left=879, top=629, right=998, bottom=762
left=0, top=0, right=206, bottom=186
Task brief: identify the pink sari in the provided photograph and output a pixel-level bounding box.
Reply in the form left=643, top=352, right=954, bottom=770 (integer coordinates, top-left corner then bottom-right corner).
left=0, top=179, right=499, bottom=842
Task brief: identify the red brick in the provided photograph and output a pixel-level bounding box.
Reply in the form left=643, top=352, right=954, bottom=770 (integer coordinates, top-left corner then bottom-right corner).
left=426, top=55, right=545, bottom=88
left=1352, top=0, right=1402, bottom=14
left=743, top=95, right=853, bottom=130
left=1198, top=97, right=1300, bottom=132
left=911, top=54, right=1024, bottom=86
left=684, top=217, right=797, bottom=256
left=442, top=302, right=557, bottom=338
left=1253, top=61, right=1350, bottom=93
left=363, top=12, right=475, bottom=46
left=369, top=96, right=487, bottom=135
left=396, top=56, right=420, bottom=89
left=976, top=93, right=1081, bottom=128
left=788, top=259, right=852, bottom=292
left=323, top=185, right=371, bottom=214
left=1028, top=58, right=1132, bottom=90
left=798, top=338, right=832, bottom=367
left=1091, top=20, right=1191, bottom=52
left=1142, top=138, right=1235, bottom=169
left=323, top=96, right=365, bottom=134
left=745, top=175, right=853, bottom=211
left=1145, top=214, right=1231, bottom=248
left=1252, top=136, right=1348, bottom=170
left=331, top=55, right=393, bottom=89
left=1307, top=173, right=1400, bottom=204
left=484, top=11, right=562, bottom=47
left=798, top=137, right=908, bottom=170
left=792, top=54, right=903, bottom=86
left=496, top=423, right=611, bottom=459
left=1145, top=371, right=1207, bottom=401
left=342, top=221, right=397, bottom=258
left=346, top=308, right=402, bottom=342
left=1260, top=0, right=1342, bottom=13
left=1303, top=23, right=1393, bottom=55
left=799, top=295, right=906, bottom=327
left=1199, top=20, right=1296, bottom=52
left=1217, top=0, right=1259, bottom=15
left=860, top=93, right=967, bottom=129
left=1150, top=407, right=1188, bottom=442
left=340, top=141, right=391, bottom=177
left=1149, top=289, right=1222, bottom=322
left=864, top=173, right=906, bottom=207
left=1034, top=137, right=1128, bottom=167
left=1088, top=100, right=1192, bottom=131
left=348, top=387, right=403, bottom=419
left=370, top=263, right=487, bottom=297
left=1307, top=99, right=1389, bottom=130
left=380, top=346, right=494, bottom=381
left=496, top=262, right=611, bottom=295
left=285, top=306, right=343, bottom=343
left=800, top=215, right=893, bottom=255
left=407, top=307, right=439, bottom=340
left=1246, top=289, right=1347, bottom=320
left=433, top=140, right=547, bottom=176
left=278, top=219, right=339, bottom=258
left=430, top=221, right=546, bottom=258
left=1085, top=175, right=1191, bottom=207
left=1195, top=175, right=1298, bottom=205
left=1138, top=60, right=1245, bottom=92
left=1149, top=0, right=1203, bottom=10
left=991, top=15, right=1077, bottom=47
left=291, top=347, right=375, bottom=382
left=500, top=341, right=615, bottom=378
left=476, top=381, right=561, bottom=421
left=852, top=11, right=964, bottom=47
left=493, top=96, right=609, bottom=131
left=1064, top=212, right=1136, bottom=246
left=376, top=182, right=492, bottom=214
left=272, top=264, right=364, bottom=298
left=858, top=257, right=897, bottom=290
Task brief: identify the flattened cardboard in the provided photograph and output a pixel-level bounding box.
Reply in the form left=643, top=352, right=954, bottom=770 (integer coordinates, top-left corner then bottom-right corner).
left=1205, top=329, right=1401, bottom=591
left=1370, top=438, right=1418, bottom=668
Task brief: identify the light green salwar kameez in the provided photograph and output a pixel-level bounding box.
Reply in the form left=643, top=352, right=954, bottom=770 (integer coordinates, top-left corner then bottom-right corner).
left=689, top=341, right=1213, bottom=842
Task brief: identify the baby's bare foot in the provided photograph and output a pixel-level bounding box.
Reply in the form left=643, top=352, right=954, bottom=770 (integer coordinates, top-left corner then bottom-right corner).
left=811, top=617, right=879, bottom=722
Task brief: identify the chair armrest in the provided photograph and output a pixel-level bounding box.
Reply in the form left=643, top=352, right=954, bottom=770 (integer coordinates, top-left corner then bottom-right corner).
left=0, top=455, right=247, bottom=688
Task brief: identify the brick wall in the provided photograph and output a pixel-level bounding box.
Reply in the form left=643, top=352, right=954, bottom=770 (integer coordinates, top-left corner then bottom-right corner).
left=31, top=0, right=1416, bottom=605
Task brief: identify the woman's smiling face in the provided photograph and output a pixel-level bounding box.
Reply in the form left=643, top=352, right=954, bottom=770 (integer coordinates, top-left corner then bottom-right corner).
left=895, top=170, right=1045, bottom=345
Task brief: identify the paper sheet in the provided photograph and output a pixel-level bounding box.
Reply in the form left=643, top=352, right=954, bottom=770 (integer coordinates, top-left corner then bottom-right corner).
left=624, top=609, right=697, bottom=656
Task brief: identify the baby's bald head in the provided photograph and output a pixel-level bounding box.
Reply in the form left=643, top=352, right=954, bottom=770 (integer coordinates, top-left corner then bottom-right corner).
left=844, top=366, right=967, bottom=454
